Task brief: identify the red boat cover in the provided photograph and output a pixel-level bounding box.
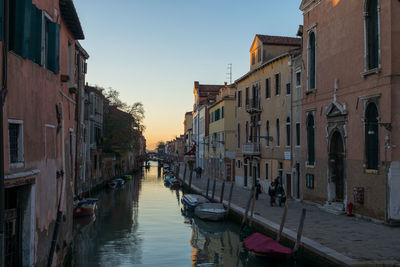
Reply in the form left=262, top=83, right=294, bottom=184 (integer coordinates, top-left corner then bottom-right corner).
left=244, top=233, right=292, bottom=259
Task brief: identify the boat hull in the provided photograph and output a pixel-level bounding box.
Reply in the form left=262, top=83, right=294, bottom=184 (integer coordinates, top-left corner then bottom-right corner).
left=194, top=203, right=227, bottom=221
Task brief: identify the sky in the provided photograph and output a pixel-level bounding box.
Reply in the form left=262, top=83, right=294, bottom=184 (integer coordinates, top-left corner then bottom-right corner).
left=74, top=0, right=303, bottom=150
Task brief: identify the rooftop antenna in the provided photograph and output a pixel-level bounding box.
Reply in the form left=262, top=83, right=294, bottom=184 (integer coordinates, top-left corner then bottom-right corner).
left=226, top=63, right=232, bottom=84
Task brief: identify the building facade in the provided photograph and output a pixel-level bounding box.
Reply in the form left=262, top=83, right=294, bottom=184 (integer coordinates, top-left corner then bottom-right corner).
left=235, top=35, right=301, bottom=193
left=300, top=0, right=400, bottom=221
left=1, top=0, right=85, bottom=265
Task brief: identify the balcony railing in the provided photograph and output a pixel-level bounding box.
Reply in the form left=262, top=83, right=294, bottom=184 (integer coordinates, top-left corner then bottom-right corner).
left=245, top=98, right=262, bottom=114
left=242, top=142, right=261, bottom=155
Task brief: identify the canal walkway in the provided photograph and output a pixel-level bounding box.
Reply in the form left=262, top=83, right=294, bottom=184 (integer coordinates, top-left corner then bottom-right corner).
left=177, top=163, right=400, bottom=266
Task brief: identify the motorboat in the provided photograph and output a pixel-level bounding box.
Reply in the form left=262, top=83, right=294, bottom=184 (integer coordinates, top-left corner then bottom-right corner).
left=169, top=177, right=182, bottom=188
left=244, top=232, right=292, bottom=260
left=181, top=194, right=209, bottom=211
left=194, top=203, right=227, bottom=221
left=123, top=174, right=132, bottom=180
left=73, top=198, right=98, bottom=217
left=108, top=178, right=125, bottom=188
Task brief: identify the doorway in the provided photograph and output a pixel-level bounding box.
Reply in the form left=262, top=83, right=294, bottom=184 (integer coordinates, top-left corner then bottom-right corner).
left=286, top=173, right=292, bottom=198
left=244, top=159, right=248, bottom=187
left=329, top=131, right=345, bottom=202
left=296, top=163, right=300, bottom=199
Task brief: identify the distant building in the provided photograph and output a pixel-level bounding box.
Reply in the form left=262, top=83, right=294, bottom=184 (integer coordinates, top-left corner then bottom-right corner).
left=184, top=111, right=194, bottom=154
left=192, top=81, right=223, bottom=169
left=206, top=83, right=237, bottom=181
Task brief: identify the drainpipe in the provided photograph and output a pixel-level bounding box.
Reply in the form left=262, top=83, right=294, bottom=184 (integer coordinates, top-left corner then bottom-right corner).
left=47, top=101, right=66, bottom=267
left=0, top=0, right=9, bottom=265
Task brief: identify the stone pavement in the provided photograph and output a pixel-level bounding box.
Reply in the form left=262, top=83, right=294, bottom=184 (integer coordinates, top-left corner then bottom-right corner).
left=176, top=163, right=400, bottom=266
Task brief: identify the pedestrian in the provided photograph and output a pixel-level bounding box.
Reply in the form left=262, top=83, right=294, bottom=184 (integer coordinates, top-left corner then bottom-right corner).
left=255, top=179, right=262, bottom=200
left=198, top=167, right=202, bottom=178
left=276, top=183, right=286, bottom=207
left=268, top=182, right=276, bottom=206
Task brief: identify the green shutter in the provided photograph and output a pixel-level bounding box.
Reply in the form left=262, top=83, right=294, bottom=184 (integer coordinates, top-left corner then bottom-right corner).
left=48, top=22, right=60, bottom=73
left=0, top=0, right=4, bottom=40
left=10, top=0, right=31, bottom=57
left=29, top=5, right=42, bottom=64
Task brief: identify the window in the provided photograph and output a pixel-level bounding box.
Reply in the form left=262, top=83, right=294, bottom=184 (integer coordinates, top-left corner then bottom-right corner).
left=246, top=121, right=249, bottom=142
left=308, top=31, right=316, bottom=90
left=238, top=91, right=242, bottom=107
left=306, top=173, right=314, bottom=189
left=215, top=109, right=220, bottom=121
left=365, top=103, right=379, bottom=169
left=68, top=41, right=72, bottom=87
left=275, top=73, right=280, bottom=95
left=251, top=52, right=255, bottom=65
left=278, top=162, right=283, bottom=180
left=257, top=47, right=261, bottom=62
left=296, top=122, right=301, bottom=146
left=306, top=113, right=315, bottom=165
left=265, top=163, right=269, bottom=180
left=286, top=83, right=291, bottom=95
left=276, top=119, right=280, bottom=146
left=286, top=117, right=291, bottom=147
left=296, top=70, right=301, bottom=87
left=365, top=0, right=380, bottom=70
left=266, top=120, right=270, bottom=147
left=245, top=87, right=249, bottom=105
left=237, top=123, right=241, bottom=148
left=8, top=121, right=24, bottom=167
left=222, top=106, right=224, bottom=119
left=265, top=78, right=271, bottom=99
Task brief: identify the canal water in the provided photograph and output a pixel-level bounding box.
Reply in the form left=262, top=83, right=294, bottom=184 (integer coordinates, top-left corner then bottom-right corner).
left=72, top=161, right=304, bottom=266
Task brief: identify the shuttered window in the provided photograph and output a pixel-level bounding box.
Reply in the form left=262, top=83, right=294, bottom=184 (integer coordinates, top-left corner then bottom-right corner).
left=46, top=21, right=60, bottom=73
left=367, top=0, right=379, bottom=70
left=9, top=0, right=31, bottom=57
left=29, top=4, right=43, bottom=64
left=307, top=114, right=315, bottom=165
left=0, top=0, right=3, bottom=40
left=308, top=32, right=316, bottom=90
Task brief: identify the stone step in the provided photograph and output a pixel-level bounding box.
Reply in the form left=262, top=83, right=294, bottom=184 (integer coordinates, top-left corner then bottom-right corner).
left=320, top=202, right=346, bottom=215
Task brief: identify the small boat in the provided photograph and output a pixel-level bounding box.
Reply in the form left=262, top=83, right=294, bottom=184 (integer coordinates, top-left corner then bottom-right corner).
left=73, top=199, right=98, bottom=217
left=194, top=203, right=227, bottom=221
left=164, top=174, right=175, bottom=182
left=169, top=178, right=182, bottom=188
left=244, top=232, right=292, bottom=260
left=181, top=194, right=209, bottom=211
left=108, top=178, right=125, bottom=188
left=123, top=174, right=132, bottom=180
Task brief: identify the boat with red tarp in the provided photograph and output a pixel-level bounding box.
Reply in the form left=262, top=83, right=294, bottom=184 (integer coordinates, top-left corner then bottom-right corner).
left=244, top=232, right=292, bottom=259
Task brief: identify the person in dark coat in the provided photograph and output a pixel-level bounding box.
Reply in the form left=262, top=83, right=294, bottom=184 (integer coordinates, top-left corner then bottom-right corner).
left=268, top=182, right=276, bottom=206
left=276, top=183, right=286, bottom=207
left=255, top=179, right=262, bottom=200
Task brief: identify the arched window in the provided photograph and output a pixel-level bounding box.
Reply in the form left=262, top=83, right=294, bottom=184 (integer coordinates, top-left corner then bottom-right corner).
left=365, top=0, right=380, bottom=70
left=276, top=119, right=280, bottom=147
left=308, top=31, right=316, bottom=90
left=286, top=117, right=291, bottom=147
left=266, top=120, right=270, bottom=147
left=237, top=123, right=241, bottom=148
left=365, top=103, right=379, bottom=169
left=306, top=114, right=315, bottom=165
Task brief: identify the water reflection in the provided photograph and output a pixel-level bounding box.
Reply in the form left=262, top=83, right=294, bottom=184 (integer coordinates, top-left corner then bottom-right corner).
left=73, top=162, right=302, bottom=267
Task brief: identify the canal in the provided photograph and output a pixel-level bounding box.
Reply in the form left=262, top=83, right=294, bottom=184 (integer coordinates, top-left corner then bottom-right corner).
left=72, top=161, right=305, bottom=266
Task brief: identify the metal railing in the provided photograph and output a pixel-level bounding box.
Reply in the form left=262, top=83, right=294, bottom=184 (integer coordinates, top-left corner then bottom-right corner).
left=242, top=142, right=261, bottom=155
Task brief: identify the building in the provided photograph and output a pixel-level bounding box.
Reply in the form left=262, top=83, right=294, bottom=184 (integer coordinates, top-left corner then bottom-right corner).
left=192, top=81, right=223, bottom=169
left=300, top=0, right=400, bottom=221
left=235, top=35, right=301, bottom=193
left=1, top=0, right=85, bottom=265
left=184, top=111, right=193, bottom=154
left=83, top=85, right=104, bottom=191
left=206, top=83, right=237, bottom=181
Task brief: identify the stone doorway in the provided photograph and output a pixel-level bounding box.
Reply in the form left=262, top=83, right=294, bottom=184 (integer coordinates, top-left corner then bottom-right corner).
left=329, top=131, right=345, bottom=202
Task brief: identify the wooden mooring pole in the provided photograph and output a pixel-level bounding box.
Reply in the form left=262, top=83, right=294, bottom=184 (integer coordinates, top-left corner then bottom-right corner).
left=241, top=187, right=255, bottom=228
left=183, top=164, right=187, bottom=182
left=220, top=181, right=225, bottom=203
left=276, top=201, right=289, bottom=242
left=249, top=186, right=257, bottom=226
left=211, top=179, right=217, bottom=201
left=188, top=168, right=193, bottom=190
left=293, top=208, right=307, bottom=253
left=227, top=182, right=234, bottom=213
left=206, top=178, right=210, bottom=198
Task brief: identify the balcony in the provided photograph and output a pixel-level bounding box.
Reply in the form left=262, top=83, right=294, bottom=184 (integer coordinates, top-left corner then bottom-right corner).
left=242, top=142, right=261, bottom=155
left=245, top=98, right=262, bottom=114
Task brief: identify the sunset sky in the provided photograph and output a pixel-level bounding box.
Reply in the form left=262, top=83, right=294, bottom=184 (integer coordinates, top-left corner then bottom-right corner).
left=74, top=0, right=303, bottom=150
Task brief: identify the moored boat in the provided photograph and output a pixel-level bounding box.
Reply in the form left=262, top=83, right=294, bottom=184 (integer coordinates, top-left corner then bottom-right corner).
left=73, top=199, right=98, bottom=217
left=194, top=203, right=227, bottom=221
left=169, top=178, right=182, bottom=188
left=244, top=232, right=292, bottom=260
left=181, top=194, right=209, bottom=211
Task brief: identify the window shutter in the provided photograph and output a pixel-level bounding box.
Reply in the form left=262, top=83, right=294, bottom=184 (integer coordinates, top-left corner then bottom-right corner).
left=48, top=22, right=60, bottom=73
left=11, top=0, right=31, bottom=57
left=29, top=5, right=42, bottom=64
left=0, top=0, right=3, bottom=40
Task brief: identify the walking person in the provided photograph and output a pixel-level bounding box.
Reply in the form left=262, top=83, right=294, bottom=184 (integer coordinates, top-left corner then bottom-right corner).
left=268, top=182, right=276, bottom=206
left=276, top=183, right=286, bottom=207
left=255, top=179, right=262, bottom=200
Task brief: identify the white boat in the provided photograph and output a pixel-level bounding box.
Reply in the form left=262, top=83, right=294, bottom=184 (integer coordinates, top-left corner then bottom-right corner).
left=194, top=203, right=227, bottom=221
left=181, top=194, right=209, bottom=211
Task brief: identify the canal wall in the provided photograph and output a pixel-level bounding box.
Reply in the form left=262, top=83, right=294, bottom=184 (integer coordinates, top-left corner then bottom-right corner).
left=175, top=162, right=400, bottom=266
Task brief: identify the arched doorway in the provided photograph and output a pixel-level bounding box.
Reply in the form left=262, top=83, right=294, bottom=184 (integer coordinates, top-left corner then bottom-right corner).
left=329, top=131, right=345, bottom=201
